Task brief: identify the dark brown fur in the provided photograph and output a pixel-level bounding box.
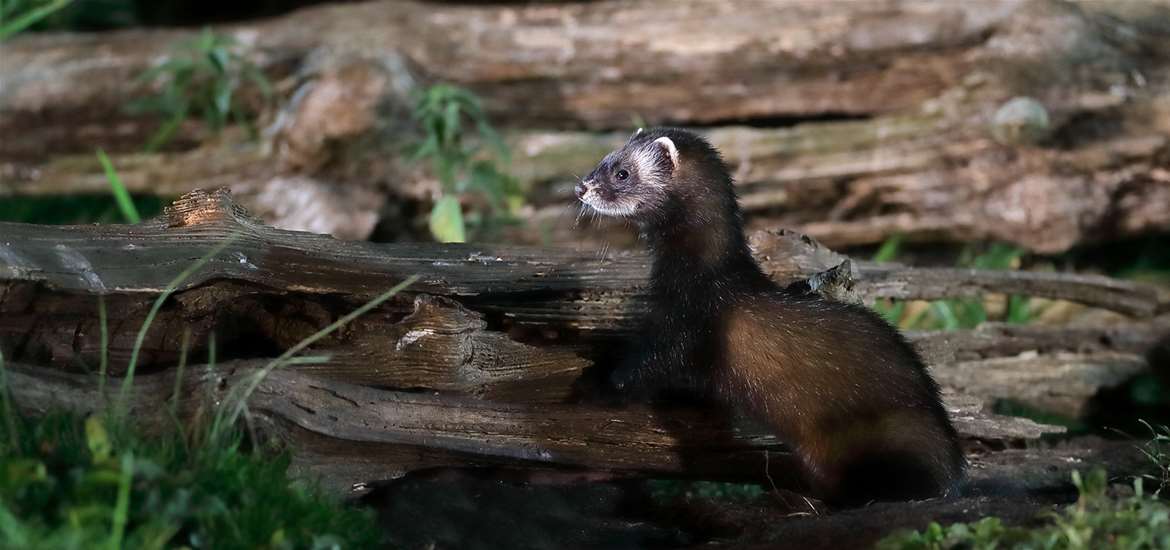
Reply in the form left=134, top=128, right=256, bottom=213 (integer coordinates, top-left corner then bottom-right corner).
left=576, top=128, right=965, bottom=505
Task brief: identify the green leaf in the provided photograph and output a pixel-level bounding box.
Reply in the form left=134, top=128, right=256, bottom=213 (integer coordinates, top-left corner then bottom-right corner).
left=207, top=47, right=230, bottom=75
left=429, top=196, right=466, bottom=243
left=85, top=415, right=112, bottom=462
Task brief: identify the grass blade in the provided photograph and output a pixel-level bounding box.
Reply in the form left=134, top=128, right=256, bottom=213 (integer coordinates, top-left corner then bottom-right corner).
left=872, top=234, right=903, bottom=263
left=117, top=234, right=241, bottom=418
left=0, top=0, right=72, bottom=41
left=0, top=349, right=19, bottom=452
left=931, top=301, right=961, bottom=331
left=96, top=149, right=141, bottom=224
left=98, top=295, right=109, bottom=396
left=214, top=275, right=419, bottom=441
left=171, top=328, right=191, bottom=411
left=144, top=106, right=188, bottom=153
left=108, top=452, right=134, bottom=550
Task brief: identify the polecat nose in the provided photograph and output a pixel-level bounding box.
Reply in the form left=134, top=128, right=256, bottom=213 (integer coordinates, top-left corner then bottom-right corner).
left=574, top=180, right=591, bottom=198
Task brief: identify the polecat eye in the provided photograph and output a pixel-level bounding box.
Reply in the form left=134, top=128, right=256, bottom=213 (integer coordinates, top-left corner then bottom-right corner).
left=616, top=169, right=630, bottom=181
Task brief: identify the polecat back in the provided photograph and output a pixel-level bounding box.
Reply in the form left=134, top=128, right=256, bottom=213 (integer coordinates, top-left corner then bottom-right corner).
left=576, top=127, right=964, bottom=505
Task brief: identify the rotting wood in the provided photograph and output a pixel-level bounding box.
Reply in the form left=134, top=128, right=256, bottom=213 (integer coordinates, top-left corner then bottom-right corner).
left=4, top=361, right=1061, bottom=495
left=2, top=1, right=1168, bottom=251
left=0, top=0, right=1064, bottom=133
left=1, top=191, right=1165, bottom=416
left=935, top=352, right=1150, bottom=418
left=0, top=190, right=1161, bottom=323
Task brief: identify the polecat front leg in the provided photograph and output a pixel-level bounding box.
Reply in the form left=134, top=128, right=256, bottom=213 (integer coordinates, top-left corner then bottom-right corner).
left=609, top=321, right=711, bottom=403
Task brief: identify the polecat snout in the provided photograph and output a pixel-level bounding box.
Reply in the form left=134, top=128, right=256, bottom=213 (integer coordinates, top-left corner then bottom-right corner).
left=577, top=127, right=965, bottom=506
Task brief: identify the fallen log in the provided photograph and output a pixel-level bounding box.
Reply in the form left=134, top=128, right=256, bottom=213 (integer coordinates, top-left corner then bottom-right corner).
left=4, top=361, right=1059, bottom=495
left=1, top=190, right=1164, bottom=417
left=2, top=1, right=1168, bottom=252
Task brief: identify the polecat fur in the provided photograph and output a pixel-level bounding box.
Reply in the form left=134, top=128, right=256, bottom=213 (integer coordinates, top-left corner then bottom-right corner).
left=575, top=127, right=965, bottom=506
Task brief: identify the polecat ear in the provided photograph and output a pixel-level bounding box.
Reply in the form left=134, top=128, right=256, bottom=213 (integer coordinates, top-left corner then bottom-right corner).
left=630, top=127, right=644, bottom=140
left=654, top=136, right=680, bottom=171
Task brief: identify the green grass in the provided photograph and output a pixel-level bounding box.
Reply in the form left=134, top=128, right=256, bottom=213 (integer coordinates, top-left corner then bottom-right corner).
left=95, top=149, right=141, bottom=224
left=0, top=410, right=383, bottom=549
left=1137, top=422, right=1170, bottom=495
left=871, top=238, right=1033, bottom=330
left=128, top=27, right=272, bottom=152
left=0, top=240, right=418, bottom=548
left=1, top=150, right=159, bottom=226
left=877, top=469, right=1170, bottom=550
left=878, top=425, right=1170, bottom=550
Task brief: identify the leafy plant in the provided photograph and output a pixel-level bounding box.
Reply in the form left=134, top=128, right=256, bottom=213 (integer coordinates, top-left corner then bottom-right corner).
left=870, top=239, right=1032, bottom=330
left=0, top=410, right=383, bottom=549
left=0, top=240, right=418, bottom=548
left=411, top=84, right=522, bottom=243
left=0, top=0, right=71, bottom=40
left=878, top=469, right=1170, bottom=550
left=129, top=27, right=272, bottom=151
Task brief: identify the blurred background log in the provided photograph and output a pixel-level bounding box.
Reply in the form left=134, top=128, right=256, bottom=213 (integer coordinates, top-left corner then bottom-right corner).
left=3, top=0, right=1168, bottom=251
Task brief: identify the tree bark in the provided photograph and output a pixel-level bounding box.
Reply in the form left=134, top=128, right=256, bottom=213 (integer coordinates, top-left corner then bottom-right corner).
left=4, top=360, right=1062, bottom=496
left=2, top=191, right=1164, bottom=420
left=2, top=0, right=1168, bottom=251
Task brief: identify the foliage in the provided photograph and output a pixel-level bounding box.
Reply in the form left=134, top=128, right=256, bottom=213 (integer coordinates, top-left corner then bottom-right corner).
left=0, top=0, right=71, bottom=40
left=411, top=84, right=523, bottom=243
left=0, top=240, right=417, bottom=548
left=877, top=469, right=1170, bottom=550
left=128, top=27, right=272, bottom=151
left=0, top=410, right=382, bottom=550
left=1138, top=421, right=1170, bottom=495
left=871, top=238, right=1032, bottom=330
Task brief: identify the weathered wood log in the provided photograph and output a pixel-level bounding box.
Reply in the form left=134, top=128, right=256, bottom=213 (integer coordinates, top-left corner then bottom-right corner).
left=2, top=0, right=1168, bottom=251
left=4, top=361, right=1060, bottom=495
left=1, top=190, right=1165, bottom=417
left=0, top=0, right=1068, bottom=133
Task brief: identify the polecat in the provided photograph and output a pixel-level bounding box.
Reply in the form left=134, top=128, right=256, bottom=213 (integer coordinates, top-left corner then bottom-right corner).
left=576, top=127, right=964, bottom=506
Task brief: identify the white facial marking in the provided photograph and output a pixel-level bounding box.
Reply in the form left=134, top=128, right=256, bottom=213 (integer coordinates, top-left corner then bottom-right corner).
left=654, top=136, right=680, bottom=171
left=631, top=144, right=666, bottom=189
left=580, top=188, right=638, bottom=217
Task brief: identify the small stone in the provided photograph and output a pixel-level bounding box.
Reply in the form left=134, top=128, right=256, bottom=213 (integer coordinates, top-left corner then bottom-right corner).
left=991, top=96, right=1052, bottom=146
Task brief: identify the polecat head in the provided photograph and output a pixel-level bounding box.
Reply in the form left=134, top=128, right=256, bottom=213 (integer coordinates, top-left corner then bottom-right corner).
left=575, top=127, right=734, bottom=227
